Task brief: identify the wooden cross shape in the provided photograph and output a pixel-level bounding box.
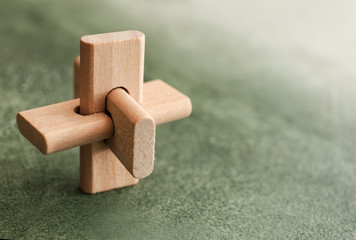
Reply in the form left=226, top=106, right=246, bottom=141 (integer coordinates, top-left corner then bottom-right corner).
left=16, top=31, right=192, bottom=194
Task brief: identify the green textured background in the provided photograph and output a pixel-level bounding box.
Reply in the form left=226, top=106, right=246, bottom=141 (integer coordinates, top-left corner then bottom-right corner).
left=1, top=0, right=356, bottom=239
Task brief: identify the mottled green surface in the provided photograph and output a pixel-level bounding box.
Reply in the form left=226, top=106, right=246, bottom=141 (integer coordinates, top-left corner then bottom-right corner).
left=1, top=1, right=356, bottom=239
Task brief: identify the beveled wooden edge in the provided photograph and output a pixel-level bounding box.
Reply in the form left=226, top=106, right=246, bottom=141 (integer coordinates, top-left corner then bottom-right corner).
left=17, top=112, right=47, bottom=154
left=81, top=30, right=144, bottom=44
left=106, top=88, right=155, bottom=179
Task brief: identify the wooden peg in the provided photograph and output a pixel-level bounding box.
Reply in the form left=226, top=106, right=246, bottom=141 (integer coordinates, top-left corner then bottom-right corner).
left=106, top=88, right=155, bottom=179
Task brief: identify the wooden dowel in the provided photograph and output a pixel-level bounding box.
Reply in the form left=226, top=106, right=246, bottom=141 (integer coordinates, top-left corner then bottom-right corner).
left=106, top=88, right=155, bottom=179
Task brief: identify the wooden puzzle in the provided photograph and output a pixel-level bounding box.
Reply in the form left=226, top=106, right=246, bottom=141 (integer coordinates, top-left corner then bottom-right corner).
left=16, top=30, right=192, bottom=194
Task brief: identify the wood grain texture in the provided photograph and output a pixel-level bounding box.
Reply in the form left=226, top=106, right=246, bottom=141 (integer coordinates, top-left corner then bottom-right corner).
left=80, top=142, right=139, bottom=193
left=142, top=80, right=192, bottom=125
left=80, top=30, right=145, bottom=115
left=79, top=31, right=144, bottom=193
left=19, top=31, right=191, bottom=193
left=16, top=99, right=113, bottom=154
left=106, top=88, right=155, bottom=179
left=16, top=80, right=191, bottom=155
left=74, top=57, right=192, bottom=125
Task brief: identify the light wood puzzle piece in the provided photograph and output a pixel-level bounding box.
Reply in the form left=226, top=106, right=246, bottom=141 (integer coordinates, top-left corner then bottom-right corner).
left=16, top=30, right=192, bottom=194
left=17, top=82, right=191, bottom=155
left=17, top=98, right=113, bottom=154
left=79, top=31, right=145, bottom=193
left=106, top=88, right=155, bottom=179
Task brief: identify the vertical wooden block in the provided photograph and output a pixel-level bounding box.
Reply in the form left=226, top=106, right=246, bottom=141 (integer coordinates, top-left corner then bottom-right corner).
left=80, top=31, right=145, bottom=115
left=79, top=31, right=145, bottom=193
left=80, top=142, right=139, bottom=193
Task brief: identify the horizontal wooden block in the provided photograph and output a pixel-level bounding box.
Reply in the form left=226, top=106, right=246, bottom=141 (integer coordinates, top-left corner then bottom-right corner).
left=17, top=99, right=113, bottom=154
left=142, top=80, right=192, bottom=125
left=106, top=88, right=155, bottom=179
left=17, top=80, right=192, bottom=154
left=79, top=30, right=145, bottom=193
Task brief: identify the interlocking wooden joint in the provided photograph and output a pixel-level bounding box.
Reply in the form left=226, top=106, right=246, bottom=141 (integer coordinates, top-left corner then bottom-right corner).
left=16, top=30, right=192, bottom=194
